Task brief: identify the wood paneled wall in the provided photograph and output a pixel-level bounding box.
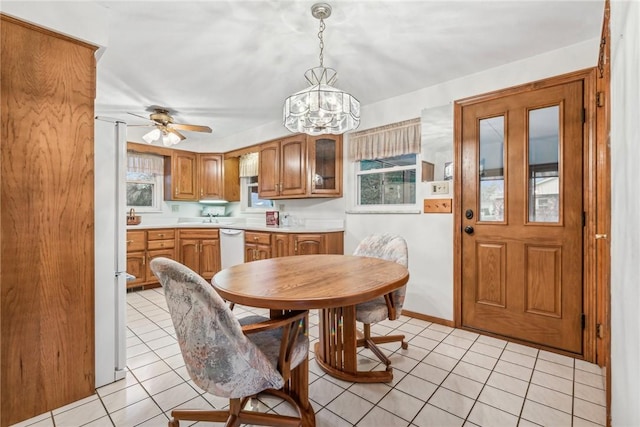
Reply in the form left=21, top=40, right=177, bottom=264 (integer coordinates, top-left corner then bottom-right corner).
left=1, top=15, right=96, bottom=426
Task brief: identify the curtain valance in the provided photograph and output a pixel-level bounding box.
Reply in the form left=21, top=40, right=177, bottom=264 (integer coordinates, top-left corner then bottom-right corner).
left=239, top=152, right=259, bottom=177
left=349, top=118, right=421, bottom=161
left=127, top=152, right=164, bottom=175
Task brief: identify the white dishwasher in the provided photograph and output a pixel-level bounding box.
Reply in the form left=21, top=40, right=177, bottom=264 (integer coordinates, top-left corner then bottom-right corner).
left=220, top=229, right=245, bottom=269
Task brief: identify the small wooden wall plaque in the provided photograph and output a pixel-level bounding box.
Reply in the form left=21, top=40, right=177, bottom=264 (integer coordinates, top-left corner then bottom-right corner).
left=423, top=198, right=452, bottom=213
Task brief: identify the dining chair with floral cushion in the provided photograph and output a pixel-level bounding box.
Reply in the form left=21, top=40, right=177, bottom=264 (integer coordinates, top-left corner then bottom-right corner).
left=150, top=257, right=309, bottom=427
left=353, top=233, right=409, bottom=368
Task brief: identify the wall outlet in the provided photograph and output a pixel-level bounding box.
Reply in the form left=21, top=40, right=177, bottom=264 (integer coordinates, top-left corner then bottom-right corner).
left=171, top=204, right=180, bottom=213
left=431, top=181, right=450, bottom=195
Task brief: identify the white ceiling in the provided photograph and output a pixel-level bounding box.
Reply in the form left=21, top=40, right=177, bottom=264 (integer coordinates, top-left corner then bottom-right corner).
left=93, top=1, right=604, bottom=146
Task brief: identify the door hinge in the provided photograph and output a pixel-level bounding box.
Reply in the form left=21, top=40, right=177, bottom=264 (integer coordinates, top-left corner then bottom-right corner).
left=596, top=323, right=604, bottom=339
left=581, top=313, right=586, bottom=329
left=596, top=92, right=605, bottom=108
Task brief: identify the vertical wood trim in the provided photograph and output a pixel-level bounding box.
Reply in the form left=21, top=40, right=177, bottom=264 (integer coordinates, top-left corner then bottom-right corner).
left=595, top=1, right=611, bottom=424
left=1, top=15, right=96, bottom=426
left=453, top=102, right=464, bottom=327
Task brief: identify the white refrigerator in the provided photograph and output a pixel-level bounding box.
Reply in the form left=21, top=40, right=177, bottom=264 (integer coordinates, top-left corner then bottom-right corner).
left=94, top=117, right=128, bottom=387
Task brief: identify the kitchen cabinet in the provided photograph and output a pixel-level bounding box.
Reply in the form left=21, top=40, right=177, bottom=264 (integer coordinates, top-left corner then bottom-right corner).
left=273, top=232, right=343, bottom=257
left=258, top=135, right=307, bottom=198
left=245, top=231, right=272, bottom=262
left=164, top=151, right=240, bottom=202
left=165, top=149, right=198, bottom=200
left=307, top=135, right=343, bottom=197
left=179, top=229, right=221, bottom=280
left=258, top=134, right=343, bottom=199
left=126, top=229, right=177, bottom=288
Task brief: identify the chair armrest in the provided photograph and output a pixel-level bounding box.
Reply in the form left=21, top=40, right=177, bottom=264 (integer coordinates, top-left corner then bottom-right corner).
left=384, top=293, right=397, bottom=320
left=241, top=310, right=307, bottom=335
left=241, top=310, right=308, bottom=382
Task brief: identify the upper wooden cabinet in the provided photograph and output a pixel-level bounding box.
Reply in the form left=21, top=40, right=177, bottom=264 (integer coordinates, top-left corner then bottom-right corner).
left=259, top=135, right=307, bottom=198
left=163, top=150, right=239, bottom=202
left=199, top=153, right=223, bottom=200
left=258, top=134, right=342, bottom=199
left=307, top=135, right=343, bottom=197
left=165, top=150, right=198, bottom=200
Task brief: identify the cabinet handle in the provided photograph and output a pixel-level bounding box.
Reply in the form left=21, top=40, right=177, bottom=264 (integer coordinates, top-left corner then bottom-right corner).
left=126, top=240, right=133, bottom=244
left=158, top=233, right=164, bottom=238
left=200, top=189, right=203, bottom=196
left=294, top=240, right=298, bottom=253
left=254, top=236, right=259, bottom=241
left=142, top=255, right=146, bottom=265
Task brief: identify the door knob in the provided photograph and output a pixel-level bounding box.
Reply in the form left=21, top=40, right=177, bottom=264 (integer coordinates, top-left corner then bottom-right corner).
left=464, top=226, right=474, bottom=235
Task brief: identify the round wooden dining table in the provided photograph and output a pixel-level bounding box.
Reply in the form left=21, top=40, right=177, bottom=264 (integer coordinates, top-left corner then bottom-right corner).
left=211, top=254, right=410, bottom=426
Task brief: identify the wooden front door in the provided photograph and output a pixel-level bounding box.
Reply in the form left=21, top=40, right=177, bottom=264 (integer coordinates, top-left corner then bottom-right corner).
left=459, top=79, right=585, bottom=354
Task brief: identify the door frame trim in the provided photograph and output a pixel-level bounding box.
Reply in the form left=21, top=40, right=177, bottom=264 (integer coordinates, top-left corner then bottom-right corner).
left=453, top=68, right=600, bottom=361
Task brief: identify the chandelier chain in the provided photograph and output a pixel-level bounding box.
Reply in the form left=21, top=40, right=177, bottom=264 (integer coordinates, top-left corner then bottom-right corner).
left=318, top=18, right=325, bottom=67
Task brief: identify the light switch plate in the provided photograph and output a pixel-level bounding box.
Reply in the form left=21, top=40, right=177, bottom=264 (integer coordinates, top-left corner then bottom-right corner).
left=431, top=181, right=450, bottom=195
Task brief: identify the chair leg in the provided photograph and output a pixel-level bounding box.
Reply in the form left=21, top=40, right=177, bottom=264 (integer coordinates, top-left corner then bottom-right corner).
left=358, top=323, right=408, bottom=366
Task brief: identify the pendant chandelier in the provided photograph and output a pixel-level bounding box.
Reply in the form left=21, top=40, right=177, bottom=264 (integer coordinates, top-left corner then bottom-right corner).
left=283, top=3, right=360, bottom=136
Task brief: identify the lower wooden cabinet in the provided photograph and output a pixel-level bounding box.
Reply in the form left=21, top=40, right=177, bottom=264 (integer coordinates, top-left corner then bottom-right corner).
left=245, top=231, right=272, bottom=262
left=274, top=232, right=343, bottom=256
left=126, top=229, right=176, bottom=288
left=179, top=229, right=221, bottom=280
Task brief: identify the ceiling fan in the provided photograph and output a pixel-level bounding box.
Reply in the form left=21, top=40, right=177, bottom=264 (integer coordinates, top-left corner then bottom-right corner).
left=128, top=107, right=212, bottom=146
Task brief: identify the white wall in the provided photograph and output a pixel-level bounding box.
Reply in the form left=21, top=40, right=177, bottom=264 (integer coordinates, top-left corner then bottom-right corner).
left=610, top=1, right=640, bottom=425
left=215, top=39, right=599, bottom=320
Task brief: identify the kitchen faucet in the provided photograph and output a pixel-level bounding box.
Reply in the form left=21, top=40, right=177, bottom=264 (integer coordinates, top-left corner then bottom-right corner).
left=206, top=213, right=218, bottom=223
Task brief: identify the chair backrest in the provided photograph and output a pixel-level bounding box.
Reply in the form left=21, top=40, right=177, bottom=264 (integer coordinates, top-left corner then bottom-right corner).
left=149, top=257, right=284, bottom=399
left=353, top=234, right=409, bottom=319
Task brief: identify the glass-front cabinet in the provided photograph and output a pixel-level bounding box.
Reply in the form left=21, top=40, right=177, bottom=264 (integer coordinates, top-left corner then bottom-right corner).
left=307, top=134, right=342, bottom=197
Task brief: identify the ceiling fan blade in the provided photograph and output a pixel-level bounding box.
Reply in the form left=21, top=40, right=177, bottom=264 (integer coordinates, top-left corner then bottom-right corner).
left=128, top=112, right=153, bottom=122
left=167, top=127, right=186, bottom=141
left=171, top=123, right=213, bottom=133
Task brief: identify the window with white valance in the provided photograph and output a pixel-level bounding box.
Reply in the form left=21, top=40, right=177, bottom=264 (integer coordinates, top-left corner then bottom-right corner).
left=126, top=152, right=164, bottom=212
left=349, top=118, right=421, bottom=161
left=351, top=118, right=421, bottom=211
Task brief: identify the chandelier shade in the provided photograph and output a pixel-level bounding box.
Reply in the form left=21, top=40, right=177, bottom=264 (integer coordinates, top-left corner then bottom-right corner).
left=283, top=3, right=360, bottom=136
left=284, top=67, right=360, bottom=135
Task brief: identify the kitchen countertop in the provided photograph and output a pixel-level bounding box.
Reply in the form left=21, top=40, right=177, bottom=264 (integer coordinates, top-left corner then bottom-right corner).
left=126, top=217, right=344, bottom=233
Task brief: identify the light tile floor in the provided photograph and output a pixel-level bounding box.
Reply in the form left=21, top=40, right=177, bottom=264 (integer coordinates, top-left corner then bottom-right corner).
left=12, top=288, right=607, bottom=427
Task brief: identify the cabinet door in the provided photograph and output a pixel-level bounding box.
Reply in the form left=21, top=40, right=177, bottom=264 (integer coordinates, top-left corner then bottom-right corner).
left=199, top=239, right=220, bottom=280
left=280, top=135, right=307, bottom=197
left=292, top=234, right=325, bottom=255
left=308, top=135, right=342, bottom=197
left=272, top=233, right=291, bottom=257
left=199, top=154, right=223, bottom=200
left=126, top=230, right=146, bottom=252
left=168, top=150, right=198, bottom=200
left=258, top=140, right=280, bottom=198
left=126, top=251, right=146, bottom=287
left=254, top=244, right=271, bottom=260
left=179, top=238, right=200, bottom=274
left=146, top=248, right=176, bottom=283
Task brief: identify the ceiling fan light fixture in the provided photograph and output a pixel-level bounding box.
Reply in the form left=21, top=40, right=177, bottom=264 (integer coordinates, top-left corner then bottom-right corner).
left=283, top=3, right=360, bottom=136
left=142, top=128, right=161, bottom=144
left=162, top=131, right=182, bottom=147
